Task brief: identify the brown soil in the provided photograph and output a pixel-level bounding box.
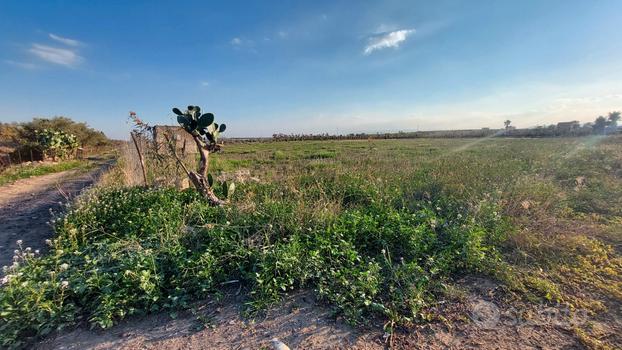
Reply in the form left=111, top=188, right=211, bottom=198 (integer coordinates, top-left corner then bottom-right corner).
left=393, top=277, right=584, bottom=350
left=35, top=277, right=589, bottom=350
left=0, top=162, right=111, bottom=270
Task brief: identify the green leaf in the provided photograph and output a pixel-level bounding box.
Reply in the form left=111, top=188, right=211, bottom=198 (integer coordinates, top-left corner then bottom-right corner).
left=198, top=113, right=214, bottom=129
left=172, top=108, right=183, bottom=116
left=205, top=132, right=215, bottom=143
left=176, top=115, right=188, bottom=125
left=181, top=120, right=196, bottom=132
left=223, top=181, right=228, bottom=197
left=187, top=105, right=201, bottom=117
left=207, top=173, right=214, bottom=187
left=218, top=124, right=226, bottom=133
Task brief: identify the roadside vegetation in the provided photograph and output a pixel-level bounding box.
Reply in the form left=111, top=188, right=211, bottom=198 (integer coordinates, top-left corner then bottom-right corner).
left=0, top=117, right=110, bottom=169
left=0, top=160, right=95, bottom=187
left=1, top=131, right=621, bottom=348
left=0, top=116, right=113, bottom=187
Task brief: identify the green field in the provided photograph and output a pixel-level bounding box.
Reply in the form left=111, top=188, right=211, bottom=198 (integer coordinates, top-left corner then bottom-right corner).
left=2, top=136, right=621, bottom=348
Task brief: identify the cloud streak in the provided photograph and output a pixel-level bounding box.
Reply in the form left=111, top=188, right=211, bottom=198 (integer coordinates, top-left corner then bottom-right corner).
left=28, top=44, right=83, bottom=67
left=364, top=29, right=415, bottom=55
left=4, top=60, right=38, bottom=69
left=49, top=33, right=81, bottom=46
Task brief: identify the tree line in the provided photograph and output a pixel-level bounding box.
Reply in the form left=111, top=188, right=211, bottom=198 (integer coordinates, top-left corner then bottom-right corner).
left=271, top=111, right=621, bottom=141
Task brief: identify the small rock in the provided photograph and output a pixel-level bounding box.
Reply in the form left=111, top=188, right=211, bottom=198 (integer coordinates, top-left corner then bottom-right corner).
left=270, top=338, right=291, bottom=350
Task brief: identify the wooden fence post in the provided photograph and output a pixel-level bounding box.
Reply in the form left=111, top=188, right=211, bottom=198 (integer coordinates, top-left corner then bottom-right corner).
left=131, top=132, right=148, bottom=186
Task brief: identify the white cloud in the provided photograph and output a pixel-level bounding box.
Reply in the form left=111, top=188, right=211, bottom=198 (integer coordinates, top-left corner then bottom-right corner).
left=230, top=37, right=256, bottom=53
left=4, top=60, right=38, bottom=69
left=28, top=44, right=82, bottom=67
left=200, top=81, right=210, bottom=87
left=363, top=29, right=415, bottom=55
left=49, top=33, right=81, bottom=46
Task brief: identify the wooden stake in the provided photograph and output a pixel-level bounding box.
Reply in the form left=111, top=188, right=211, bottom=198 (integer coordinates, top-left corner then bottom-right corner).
left=131, top=132, right=148, bottom=186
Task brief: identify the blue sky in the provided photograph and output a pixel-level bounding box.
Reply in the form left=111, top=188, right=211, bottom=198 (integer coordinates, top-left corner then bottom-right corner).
left=1, top=0, right=621, bottom=139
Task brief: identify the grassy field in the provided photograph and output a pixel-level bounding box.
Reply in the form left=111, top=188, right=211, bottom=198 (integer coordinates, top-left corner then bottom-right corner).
left=0, top=160, right=94, bottom=187
left=1, top=136, right=621, bottom=348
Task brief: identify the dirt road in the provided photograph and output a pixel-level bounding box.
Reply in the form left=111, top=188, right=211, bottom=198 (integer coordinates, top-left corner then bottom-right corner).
left=0, top=163, right=110, bottom=269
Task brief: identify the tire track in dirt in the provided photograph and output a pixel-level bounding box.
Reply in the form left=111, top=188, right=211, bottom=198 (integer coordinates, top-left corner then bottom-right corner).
left=0, top=162, right=112, bottom=270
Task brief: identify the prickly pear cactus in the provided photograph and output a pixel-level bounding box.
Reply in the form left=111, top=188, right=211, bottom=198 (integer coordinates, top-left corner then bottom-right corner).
left=171, top=105, right=234, bottom=206
left=173, top=106, right=226, bottom=152
left=35, top=129, right=79, bottom=160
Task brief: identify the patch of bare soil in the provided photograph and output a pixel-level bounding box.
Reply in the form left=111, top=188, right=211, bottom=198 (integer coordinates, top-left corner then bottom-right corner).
left=37, top=291, right=384, bottom=350
left=36, top=277, right=591, bottom=350
left=0, top=162, right=111, bottom=270
left=394, top=277, right=584, bottom=350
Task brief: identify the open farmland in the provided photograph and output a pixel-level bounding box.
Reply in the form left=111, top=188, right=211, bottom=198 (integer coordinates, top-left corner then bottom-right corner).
left=2, top=135, right=621, bottom=349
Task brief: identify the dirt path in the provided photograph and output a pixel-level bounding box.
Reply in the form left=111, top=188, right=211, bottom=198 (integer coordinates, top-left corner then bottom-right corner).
left=0, top=162, right=111, bottom=269
left=37, top=291, right=384, bottom=350
left=35, top=278, right=585, bottom=350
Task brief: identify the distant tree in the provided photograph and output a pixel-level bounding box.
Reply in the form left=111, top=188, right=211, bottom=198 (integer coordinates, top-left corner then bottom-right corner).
left=504, top=120, right=511, bottom=129
left=608, top=111, right=621, bottom=127
left=503, top=120, right=512, bottom=135
left=19, top=117, right=109, bottom=147
left=0, top=123, right=21, bottom=145
left=593, top=116, right=608, bottom=135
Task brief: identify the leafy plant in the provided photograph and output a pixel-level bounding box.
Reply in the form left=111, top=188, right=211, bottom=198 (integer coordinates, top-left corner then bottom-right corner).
left=34, top=129, right=79, bottom=160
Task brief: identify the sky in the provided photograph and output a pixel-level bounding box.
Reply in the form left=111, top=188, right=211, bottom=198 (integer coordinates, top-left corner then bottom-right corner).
left=1, top=0, right=621, bottom=139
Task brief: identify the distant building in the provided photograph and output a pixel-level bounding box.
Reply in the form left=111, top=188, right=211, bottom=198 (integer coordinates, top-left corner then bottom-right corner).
left=153, top=125, right=198, bottom=154
left=556, top=121, right=580, bottom=133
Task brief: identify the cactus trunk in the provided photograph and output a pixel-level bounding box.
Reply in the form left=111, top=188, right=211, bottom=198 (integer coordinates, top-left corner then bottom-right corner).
left=188, top=133, right=226, bottom=206
left=187, top=171, right=226, bottom=206
left=193, top=134, right=209, bottom=177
